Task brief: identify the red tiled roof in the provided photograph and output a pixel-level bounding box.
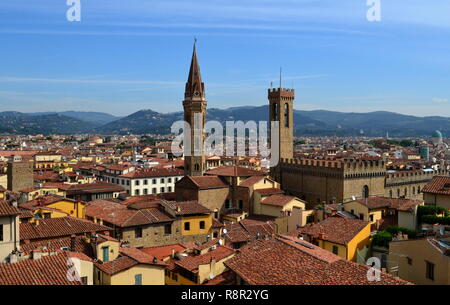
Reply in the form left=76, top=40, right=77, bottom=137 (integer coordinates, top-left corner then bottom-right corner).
left=353, top=197, right=423, bottom=212
left=175, top=246, right=235, bottom=272
left=86, top=200, right=173, bottom=228
left=296, top=217, right=369, bottom=245
left=205, top=166, right=265, bottom=177
left=20, top=217, right=112, bottom=241
left=0, top=201, right=20, bottom=216
left=0, top=252, right=83, bottom=285
left=20, top=236, right=94, bottom=256
left=261, top=194, right=298, bottom=207
left=254, top=188, right=284, bottom=195
left=224, top=237, right=410, bottom=285
left=163, top=200, right=212, bottom=216
left=119, top=167, right=183, bottom=178
left=140, top=244, right=187, bottom=260
left=224, top=219, right=275, bottom=244
left=238, top=176, right=265, bottom=187
left=95, top=247, right=165, bottom=275
left=422, top=176, right=450, bottom=195
left=186, top=176, right=228, bottom=189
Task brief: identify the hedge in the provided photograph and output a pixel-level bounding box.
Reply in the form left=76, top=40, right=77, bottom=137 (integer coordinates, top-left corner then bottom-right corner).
left=421, top=215, right=450, bottom=225
left=372, top=231, right=393, bottom=248
left=418, top=205, right=449, bottom=218
left=384, top=226, right=417, bottom=238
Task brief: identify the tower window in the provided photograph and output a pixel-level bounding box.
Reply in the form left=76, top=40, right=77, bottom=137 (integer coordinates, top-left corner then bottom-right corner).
left=194, top=163, right=200, bottom=171
left=272, top=103, right=278, bottom=121
left=284, top=103, right=289, bottom=128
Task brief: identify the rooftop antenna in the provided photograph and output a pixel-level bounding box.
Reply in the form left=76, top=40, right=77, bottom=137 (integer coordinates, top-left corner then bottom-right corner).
left=279, top=67, right=282, bottom=89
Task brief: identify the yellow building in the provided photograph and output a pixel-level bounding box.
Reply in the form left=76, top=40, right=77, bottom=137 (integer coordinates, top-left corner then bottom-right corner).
left=344, top=197, right=423, bottom=231
left=19, top=195, right=86, bottom=223
left=94, top=241, right=166, bottom=285
left=295, top=217, right=371, bottom=262
left=389, top=236, right=450, bottom=285
left=160, top=200, right=214, bottom=237
left=19, top=186, right=66, bottom=202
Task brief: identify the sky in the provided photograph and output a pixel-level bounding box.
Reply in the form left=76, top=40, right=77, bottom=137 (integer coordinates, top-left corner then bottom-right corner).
left=0, top=0, right=449, bottom=117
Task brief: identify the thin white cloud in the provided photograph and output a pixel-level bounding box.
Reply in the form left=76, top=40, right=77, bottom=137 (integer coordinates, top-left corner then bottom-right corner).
left=0, top=77, right=182, bottom=86
left=432, top=97, right=448, bottom=103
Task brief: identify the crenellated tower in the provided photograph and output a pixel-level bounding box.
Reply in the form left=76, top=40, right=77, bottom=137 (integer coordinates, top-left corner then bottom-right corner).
left=268, top=87, right=295, bottom=164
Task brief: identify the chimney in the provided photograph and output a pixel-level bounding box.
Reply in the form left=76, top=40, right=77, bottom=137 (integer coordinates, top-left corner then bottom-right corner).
left=318, top=233, right=326, bottom=240
left=70, top=234, right=76, bottom=251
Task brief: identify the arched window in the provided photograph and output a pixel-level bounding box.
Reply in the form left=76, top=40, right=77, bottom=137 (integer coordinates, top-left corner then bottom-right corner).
left=397, top=189, right=400, bottom=197
left=194, top=163, right=200, bottom=171
left=363, top=185, right=369, bottom=198
left=389, top=190, right=393, bottom=198
left=284, top=103, right=289, bottom=128
left=273, top=103, right=278, bottom=121
left=412, top=187, right=416, bottom=195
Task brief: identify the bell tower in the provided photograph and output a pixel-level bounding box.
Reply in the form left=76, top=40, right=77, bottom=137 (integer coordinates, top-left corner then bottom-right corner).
left=183, top=41, right=207, bottom=176
left=268, top=87, right=294, bottom=163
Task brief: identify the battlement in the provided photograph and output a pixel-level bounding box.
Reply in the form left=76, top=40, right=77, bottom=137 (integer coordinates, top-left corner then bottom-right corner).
left=268, top=88, right=295, bottom=99
left=386, top=169, right=449, bottom=179
left=279, top=157, right=386, bottom=171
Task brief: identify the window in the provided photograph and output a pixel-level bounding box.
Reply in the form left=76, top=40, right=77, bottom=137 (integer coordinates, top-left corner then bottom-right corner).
left=225, top=199, right=231, bottom=209
left=0, top=225, right=3, bottom=241
left=272, top=103, right=278, bottom=120
left=363, top=185, right=369, bottom=198
left=184, top=222, right=190, bottom=231
left=127, top=180, right=130, bottom=186
left=369, top=214, right=374, bottom=222
left=389, top=190, right=393, bottom=198
left=135, top=180, right=140, bottom=186
left=168, top=186, right=172, bottom=192
left=284, top=103, right=289, bottom=127
left=135, top=274, right=142, bottom=285
left=168, top=178, right=172, bottom=183
left=152, top=188, right=157, bottom=194
left=160, top=187, right=165, bottom=193
left=135, top=189, right=140, bottom=196
left=238, top=200, right=243, bottom=210
left=213, top=232, right=218, bottom=238
left=199, top=221, right=205, bottom=230
left=359, top=214, right=364, bottom=220
left=143, top=189, right=148, bottom=195
left=152, top=179, right=157, bottom=184
left=81, top=276, right=88, bottom=285
left=161, top=178, right=165, bottom=184
left=332, top=245, right=338, bottom=255
left=164, top=224, right=172, bottom=235
left=135, top=227, right=143, bottom=238
left=102, top=246, right=109, bottom=262
left=426, top=261, right=435, bottom=280
left=43, top=213, right=51, bottom=219
left=144, top=180, right=148, bottom=185
left=407, top=257, right=413, bottom=265
left=350, top=210, right=354, bottom=215
left=194, top=163, right=200, bottom=171
left=214, top=211, right=218, bottom=219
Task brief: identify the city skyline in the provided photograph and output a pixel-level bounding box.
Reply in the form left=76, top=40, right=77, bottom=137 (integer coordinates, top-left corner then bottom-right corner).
left=0, top=0, right=449, bottom=116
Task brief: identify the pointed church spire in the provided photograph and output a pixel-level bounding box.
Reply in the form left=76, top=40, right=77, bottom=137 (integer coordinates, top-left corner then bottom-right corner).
left=185, top=40, right=205, bottom=99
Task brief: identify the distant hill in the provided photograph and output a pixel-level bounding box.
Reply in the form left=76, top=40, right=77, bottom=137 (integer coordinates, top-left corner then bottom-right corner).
left=28, top=111, right=121, bottom=126
left=94, top=106, right=450, bottom=137
left=0, top=112, right=96, bottom=134
left=1, top=107, right=450, bottom=137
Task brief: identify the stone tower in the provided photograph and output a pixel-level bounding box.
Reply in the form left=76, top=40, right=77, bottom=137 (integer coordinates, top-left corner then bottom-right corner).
left=183, top=42, right=207, bottom=176
left=268, top=87, right=294, bottom=163
left=7, top=155, right=34, bottom=192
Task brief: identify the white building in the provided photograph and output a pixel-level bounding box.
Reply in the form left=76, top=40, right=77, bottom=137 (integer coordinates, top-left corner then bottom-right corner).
left=115, top=167, right=184, bottom=196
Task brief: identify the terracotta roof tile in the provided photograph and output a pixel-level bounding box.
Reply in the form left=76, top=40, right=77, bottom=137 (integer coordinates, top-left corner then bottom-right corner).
left=422, top=176, right=450, bottom=195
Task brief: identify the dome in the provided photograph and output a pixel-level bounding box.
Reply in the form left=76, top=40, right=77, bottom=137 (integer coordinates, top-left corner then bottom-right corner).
left=432, top=130, right=443, bottom=139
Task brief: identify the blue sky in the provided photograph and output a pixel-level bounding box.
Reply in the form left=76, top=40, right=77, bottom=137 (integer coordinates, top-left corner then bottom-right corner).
left=0, top=0, right=449, bottom=116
